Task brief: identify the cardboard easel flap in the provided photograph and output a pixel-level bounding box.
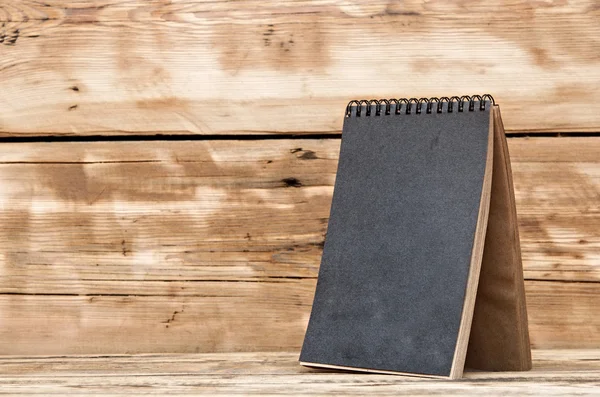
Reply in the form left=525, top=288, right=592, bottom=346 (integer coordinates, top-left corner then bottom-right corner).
left=465, top=106, right=533, bottom=372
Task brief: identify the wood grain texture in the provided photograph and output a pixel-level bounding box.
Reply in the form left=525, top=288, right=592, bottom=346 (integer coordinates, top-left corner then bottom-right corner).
left=0, top=281, right=597, bottom=354
left=0, top=137, right=598, bottom=353
left=0, top=350, right=599, bottom=396
left=1, top=1, right=600, bottom=136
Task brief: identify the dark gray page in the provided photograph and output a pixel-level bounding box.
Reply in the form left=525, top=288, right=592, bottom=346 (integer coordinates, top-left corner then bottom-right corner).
left=300, top=101, right=491, bottom=377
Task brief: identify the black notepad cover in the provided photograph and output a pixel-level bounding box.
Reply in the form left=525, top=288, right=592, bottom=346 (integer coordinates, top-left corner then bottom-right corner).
left=300, top=103, right=491, bottom=377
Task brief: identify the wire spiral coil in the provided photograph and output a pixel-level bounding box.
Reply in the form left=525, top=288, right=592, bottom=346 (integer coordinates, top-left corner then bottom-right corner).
left=345, top=95, right=495, bottom=118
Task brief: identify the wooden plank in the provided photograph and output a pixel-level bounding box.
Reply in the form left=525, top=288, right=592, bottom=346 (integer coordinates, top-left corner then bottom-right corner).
left=0, top=282, right=314, bottom=355
left=526, top=281, right=600, bottom=350
left=0, top=351, right=598, bottom=396
left=0, top=281, right=598, bottom=355
left=0, top=137, right=598, bottom=353
left=0, top=137, right=596, bottom=288
left=2, top=1, right=600, bottom=135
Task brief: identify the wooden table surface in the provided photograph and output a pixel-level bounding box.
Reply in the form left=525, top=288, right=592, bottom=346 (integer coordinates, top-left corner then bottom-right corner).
left=1, top=350, right=599, bottom=396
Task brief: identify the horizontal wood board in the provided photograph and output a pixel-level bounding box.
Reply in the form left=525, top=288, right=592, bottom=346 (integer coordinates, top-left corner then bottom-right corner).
left=0, top=137, right=598, bottom=354
left=0, top=350, right=598, bottom=396
left=1, top=1, right=600, bottom=135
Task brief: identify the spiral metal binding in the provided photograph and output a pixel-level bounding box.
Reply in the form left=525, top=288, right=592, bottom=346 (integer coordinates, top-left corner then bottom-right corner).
left=345, top=94, right=495, bottom=118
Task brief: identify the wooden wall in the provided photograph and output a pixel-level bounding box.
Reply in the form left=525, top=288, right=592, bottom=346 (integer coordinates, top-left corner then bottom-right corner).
left=0, top=0, right=598, bottom=355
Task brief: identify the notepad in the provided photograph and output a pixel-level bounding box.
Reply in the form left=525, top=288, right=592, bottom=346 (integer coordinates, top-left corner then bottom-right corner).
left=299, top=96, right=532, bottom=379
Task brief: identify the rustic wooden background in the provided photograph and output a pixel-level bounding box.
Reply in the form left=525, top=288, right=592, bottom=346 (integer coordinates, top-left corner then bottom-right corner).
left=0, top=0, right=598, bottom=355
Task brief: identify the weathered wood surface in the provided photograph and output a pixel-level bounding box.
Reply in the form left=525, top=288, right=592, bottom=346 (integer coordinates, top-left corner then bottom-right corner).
left=0, top=350, right=599, bottom=396
left=2, top=1, right=600, bottom=136
left=0, top=137, right=598, bottom=354
left=0, top=282, right=598, bottom=355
